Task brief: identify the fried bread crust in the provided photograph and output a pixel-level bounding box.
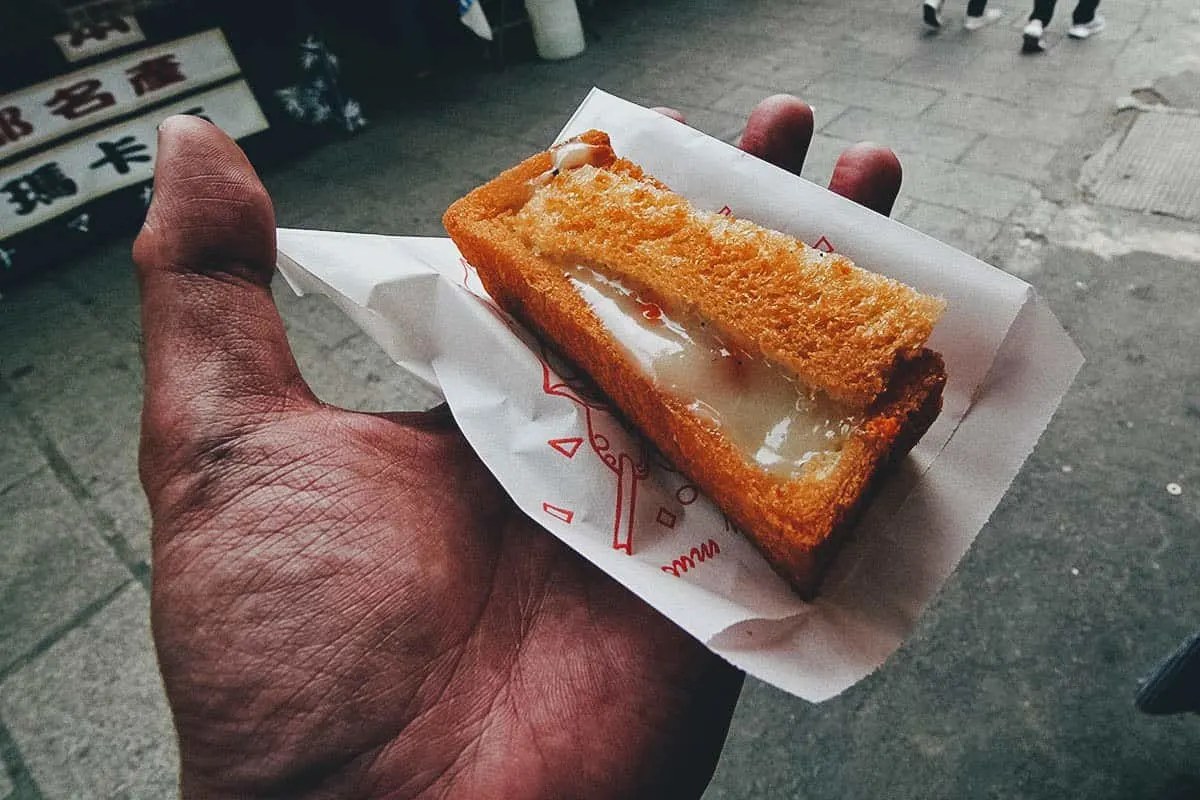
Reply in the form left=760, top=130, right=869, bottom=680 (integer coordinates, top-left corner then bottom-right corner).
left=444, top=130, right=946, bottom=597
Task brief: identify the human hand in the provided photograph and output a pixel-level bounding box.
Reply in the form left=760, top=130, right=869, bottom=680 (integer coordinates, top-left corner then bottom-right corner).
left=134, top=95, right=901, bottom=799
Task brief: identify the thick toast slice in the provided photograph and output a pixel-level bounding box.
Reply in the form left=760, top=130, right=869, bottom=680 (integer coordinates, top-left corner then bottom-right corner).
left=444, top=130, right=946, bottom=597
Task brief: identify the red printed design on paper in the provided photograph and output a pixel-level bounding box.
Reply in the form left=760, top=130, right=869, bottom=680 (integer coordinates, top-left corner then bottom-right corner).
left=660, top=539, right=721, bottom=577
left=541, top=351, right=649, bottom=555
left=656, top=507, right=677, bottom=529
left=548, top=437, right=584, bottom=458
left=543, top=503, right=574, bottom=524
left=455, top=258, right=649, bottom=555
left=813, top=235, right=835, bottom=253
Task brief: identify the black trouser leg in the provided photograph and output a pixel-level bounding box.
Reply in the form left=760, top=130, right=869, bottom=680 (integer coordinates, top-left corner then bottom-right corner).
left=1030, top=0, right=1058, bottom=23
left=966, top=0, right=989, bottom=16
left=1072, top=0, right=1101, bottom=24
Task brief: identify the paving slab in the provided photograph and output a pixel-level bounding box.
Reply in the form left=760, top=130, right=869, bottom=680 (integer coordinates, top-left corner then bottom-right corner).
left=273, top=280, right=372, bottom=352
left=0, top=395, right=48, bottom=497
left=802, top=73, right=945, bottom=118
left=0, top=749, right=12, bottom=797
left=0, top=471, right=131, bottom=677
left=712, top=50, right=793, bottom=87
left=655, top=104, right=749, bottom=144
left=599, top=65, right=741, bottom=112
left=923, top=91, right=1084, bottom=145
left=771, top=42, right=912, bottom=84
left=284, top=319, right=440, bottom=414
left=834, top=22, right=930, bottom=59
left=51, top=236, right=144, bottom=344
left=0, top=584, right=179, bottom=800
left=798, top=132, right=858, bottom=187
left=93, top=478, right=153, bottom=567
left=824, top=106, right=982, bottom=163
left=1088, top=111, right=1200, bottom=219
left=895, top=57, right=1102, bottom=113
left=959, top=133, right=1062, bottom=183
left=15, top=352, right=143, bottom=510
left=896, top=152, right=1037, bottom=220
left=711, top=83, right=803, bottom=119
left=897, top=199, right=1004, bottom=256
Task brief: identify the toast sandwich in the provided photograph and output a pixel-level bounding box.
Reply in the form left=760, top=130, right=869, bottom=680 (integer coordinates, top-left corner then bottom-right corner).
left=443, top=130, right=947, bottom=597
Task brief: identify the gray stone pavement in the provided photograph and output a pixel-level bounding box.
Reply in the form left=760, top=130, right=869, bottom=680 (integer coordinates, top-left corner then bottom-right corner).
left=1, top=0, right=1198, bottom=796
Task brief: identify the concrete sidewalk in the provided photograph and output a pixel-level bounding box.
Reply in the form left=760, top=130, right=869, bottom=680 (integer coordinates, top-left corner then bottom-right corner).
left=2, top=0, right=1198, bottom=796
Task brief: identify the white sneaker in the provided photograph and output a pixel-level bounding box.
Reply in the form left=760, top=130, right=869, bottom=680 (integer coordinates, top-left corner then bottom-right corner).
left=1068, top=14, right=1106, bottom=38
left=964, top=8, right=1003, bottom=30
left=923, top=0, right=944, bottom=28
left=1021, top=18, right=1045, bottom=52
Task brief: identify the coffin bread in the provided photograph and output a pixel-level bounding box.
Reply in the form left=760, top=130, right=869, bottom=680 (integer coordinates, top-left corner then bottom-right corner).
left=443, top=130, right=946, bottom=597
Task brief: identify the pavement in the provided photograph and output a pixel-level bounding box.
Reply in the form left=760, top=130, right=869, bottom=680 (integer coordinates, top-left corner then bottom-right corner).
left=2, top=0, right=1199, bottom=796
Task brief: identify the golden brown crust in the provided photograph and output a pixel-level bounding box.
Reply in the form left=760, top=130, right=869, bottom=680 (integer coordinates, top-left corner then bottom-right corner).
left=443, top=130, right=947, bottom=598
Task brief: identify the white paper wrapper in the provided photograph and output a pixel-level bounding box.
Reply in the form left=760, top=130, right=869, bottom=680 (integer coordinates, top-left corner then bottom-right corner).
left=275, top=89, right=1083, bottom=702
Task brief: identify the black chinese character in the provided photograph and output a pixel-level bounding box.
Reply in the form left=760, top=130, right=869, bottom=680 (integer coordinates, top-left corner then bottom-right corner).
left=0, top=106, right=33, bottom=146
left=45, top=79, right=117, bottom=120
left=127, top=54, right=187, bottom=96
left=89, top=136, right=151, bottom=175
left=2, top=163, right=78, bottom=216
left=68, top=18, right=132, bottom=47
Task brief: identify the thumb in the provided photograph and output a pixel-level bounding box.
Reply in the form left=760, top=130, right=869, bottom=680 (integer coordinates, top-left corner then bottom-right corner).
left=134, top=116, right=313, bottom=483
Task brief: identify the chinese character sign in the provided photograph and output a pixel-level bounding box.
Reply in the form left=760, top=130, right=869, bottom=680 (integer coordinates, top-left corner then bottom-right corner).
left=2, top=164, right=78, bottom=216
left=0, top=81, right=268, bottom=240
left=53, top=15, right=147, bottom=62
left=0, top=29, right=240, bottom=161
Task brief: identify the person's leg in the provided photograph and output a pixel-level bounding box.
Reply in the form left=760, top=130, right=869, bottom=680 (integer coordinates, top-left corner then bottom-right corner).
left=1067, top=0, right=1105, bottom=37
left=923, top=0, right=945, bottom=29
left=1072, top=0, right=1100, bottom=23
left=1023, top=0, right=1054, bottom=52
left=964, top=0, right=1003, bottom=30
left=1029, top=0, right=1057, bottom=23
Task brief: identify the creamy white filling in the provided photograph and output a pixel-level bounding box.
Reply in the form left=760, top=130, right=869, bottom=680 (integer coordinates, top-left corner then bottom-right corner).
left=567, top=266, right=858, bottom=479
left=531, top=142, right=610, bottom=189
left=552, top=141, right=606, bottom=172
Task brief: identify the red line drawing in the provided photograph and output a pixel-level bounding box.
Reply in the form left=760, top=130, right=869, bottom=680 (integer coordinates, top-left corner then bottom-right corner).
left=543, top=503, right=575, bottom=524
left=675, top=484, right=698, bottom=506
left=718, top=205, right=733, bottom=216
left=813, top=235, right=835, bottom=253
left=656, top=507, right=677, bottom=529
left=540, top=347, right=649, bottom=556
left=548, top=437, right=584, bottom=458
left=455, top=257, right=650, bottom=556
left=660, top=539, right=722, bottom=577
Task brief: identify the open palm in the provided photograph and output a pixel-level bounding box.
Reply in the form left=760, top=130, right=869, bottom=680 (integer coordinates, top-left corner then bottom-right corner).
left=134, top=98, right=903, bottom=799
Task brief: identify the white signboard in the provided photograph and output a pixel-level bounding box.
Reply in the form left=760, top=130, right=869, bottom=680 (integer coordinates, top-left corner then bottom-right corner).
left=53, top=15, right=147, bottom=62
left=0, top=29, right=240, bottom=161
left=0, top=80, right=269, bottom=239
